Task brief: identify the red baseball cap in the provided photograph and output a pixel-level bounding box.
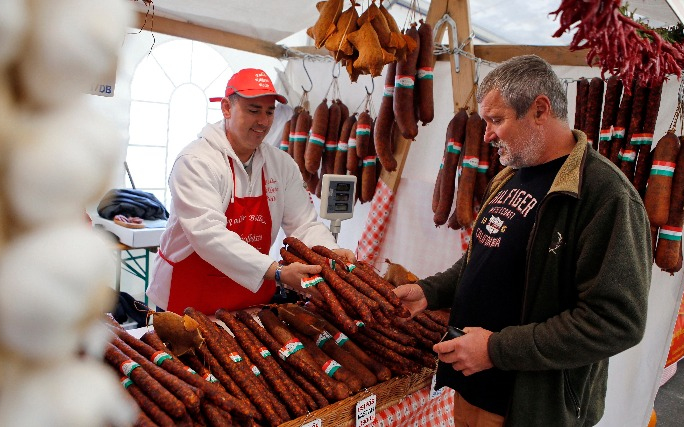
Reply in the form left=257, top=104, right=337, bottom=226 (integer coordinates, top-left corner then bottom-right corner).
left=209, top=68, right=287, bottom=104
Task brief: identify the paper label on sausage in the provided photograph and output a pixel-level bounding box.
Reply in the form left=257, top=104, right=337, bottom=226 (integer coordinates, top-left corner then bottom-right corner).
left=356, top=124, right=371, bottom=136
left=301, top=275, right=324, bottom=288
left=326, top=140, right=338, bottom=151
left=334, top=332, right=349, bottom=346
left=659, top=226, right=683, bottom=241
left=651, top=161, right=676, bottom=177
left=327, top=258, right=336, bottom=270
left=630, top=133, right=654, bottom=145
left=259, top=347, right=272, bottom=358
left=355, top=320, right=365, bottom=328
left=120, top=360, right=141, bottom=377
left=599, top=129, right=612, bottom=141
left=346, top=263, right=356, bottom=272
left=477, top=161, right=489, bottom=173
left=612, top=127, right=626, bottom=139
left=618, top=149, right=636, bottom=162
left=447, top=140, right=462, bottom=154
left=462, top=156, right=480, bottom=169
left=203, top=373, right=219, bottom=383
left=185, top=366, right=197, bottom=375
left=417, top=67, right=434, bottom=79
left=309, top=133, right=325, bottom=147
left=383, top=85, right=395, bottom=97
left=251, top=365, right=261, bottom=377
left=395, top=75, right=415, bottom=89
left=152, top=351, right=173, bottom=366
left=292, top=132, right=308, bottom=142
left=279, top=339, right=305, bottom=360
left=323, top=359, right=342, bottom=377
left=120, top=376, right=133, bottom=389
left=337, top=142, right=349, bottom=152
left=348, top=138, right=357, bottom=148
left=363, top=156, right=377, bottom=167
left=316, top=331, right=333, bottom=347
left=279, top=140, right=290, bottom=150
left=229, top=352, right=243, bottom=363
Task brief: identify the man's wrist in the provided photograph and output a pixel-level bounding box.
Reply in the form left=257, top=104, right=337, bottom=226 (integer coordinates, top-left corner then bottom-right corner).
left=274, top=264, right=283, bottom=286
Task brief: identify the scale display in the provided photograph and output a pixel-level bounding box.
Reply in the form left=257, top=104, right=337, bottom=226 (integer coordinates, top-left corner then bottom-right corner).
left=319, top=174, right=356, bottom=223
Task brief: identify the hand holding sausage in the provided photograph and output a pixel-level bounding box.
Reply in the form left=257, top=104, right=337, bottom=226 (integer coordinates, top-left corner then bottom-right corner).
left=281, top=262, right=323, bottom=296
left=392, top=283, right=427, bottom=317
left=332, top=248, right=356, bottom=264
left=432, top=326, right=493, bottom=376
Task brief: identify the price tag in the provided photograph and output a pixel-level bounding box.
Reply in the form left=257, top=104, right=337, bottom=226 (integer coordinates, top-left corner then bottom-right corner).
left=355, top=394, right=376, bottom=427
left=302, top=419, right=322, bottom=427
left=429, top=373, right=444, bottom=400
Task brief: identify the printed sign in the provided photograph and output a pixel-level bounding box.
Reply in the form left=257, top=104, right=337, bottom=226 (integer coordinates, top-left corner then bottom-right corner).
left=356, top=394, right=377, bottom=427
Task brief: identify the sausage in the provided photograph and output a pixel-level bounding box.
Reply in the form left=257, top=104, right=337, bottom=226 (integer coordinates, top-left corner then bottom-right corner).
left=394, top=24, right=420, bottom=140
left=610, top=80, right=636, bottom=166
left=432, top=158, right=444, bottom=214
left=104, top=343, right=187, bottom=419
left=132, top=412, right=161, bottom=427
left=111, top=336, right=201, bottom=414
left=350, top=330, right=420, bottom=374
left=574, top=78, right=589, bottom=133
left=633, top=83, right=664, bottom=196
left=279, top=120, right=291, bottom=153
left=346, top=120, right=360, bottom=175
left=361, top=132, right=377, bottom=203
left=287, top=106, right=303, bottom=158
left=455, top=111, right=485, bottom=228
left=323, top=101, right=341, bottom=174
left=305, top=99, right=330, bottom=174
left=644, top=132, right=680, bottom=226
left=293, top=331, right=364, bottom=393
left=357, top=327, right=435, bottom=368
left=416, top=19, right=434, bottom=126
left=201, top=402, right=233, bottom=427
left=334, top=114, right=356, bottom=174
left=255, top=309, right=352, bottom=401
left=215, top=309, right=309, bottom=418
left=654, top=134, right=684, bottom=271
left=584, top=77, right=605, bottom=150
left=434, top=109, right=467, bottom=226
left=185, top=308, right=284, bottom=427
left=125, top=381, right=176, bottom=427
left=474, top=117, right=491, bottom=204
left=293, top=109, right=312, bottom=178
left=369, top=323, right=416, bottom=347
left=414, top=311, right=447, bottom=333
left=273, top=351, right=328, bottom=411
left=619, top=84, right=649, bottom=182
left=375, top=61, right=398, bottom=171
left=598, top=76, right=623, bottom=159
left=355, top=110, right=372, bottom=158
left=350, top=262, right=411, bottom=318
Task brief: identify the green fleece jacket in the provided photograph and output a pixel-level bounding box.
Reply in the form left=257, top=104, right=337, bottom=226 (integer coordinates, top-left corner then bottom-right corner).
left=419, top=131, right=652, bottom=426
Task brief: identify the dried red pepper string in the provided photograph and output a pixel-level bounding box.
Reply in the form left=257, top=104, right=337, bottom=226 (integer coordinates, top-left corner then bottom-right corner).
left=551, top=0, right=684, bottom=93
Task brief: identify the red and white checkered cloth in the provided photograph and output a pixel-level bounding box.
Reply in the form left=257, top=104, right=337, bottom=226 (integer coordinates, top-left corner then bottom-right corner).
left=357, top=179, right=395, bottom=263
left=375, top=385, right=455, bottom=427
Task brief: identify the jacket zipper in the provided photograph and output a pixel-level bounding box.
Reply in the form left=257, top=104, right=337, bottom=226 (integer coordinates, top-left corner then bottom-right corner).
left=563, top=370, right=581, bottom=418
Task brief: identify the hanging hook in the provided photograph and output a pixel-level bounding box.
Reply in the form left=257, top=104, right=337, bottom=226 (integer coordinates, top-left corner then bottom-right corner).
left=365, top=76, right=375, bottom=95
left=301, top=57, right=313, bottom=93
left=332, top=61, right=341, bottom=79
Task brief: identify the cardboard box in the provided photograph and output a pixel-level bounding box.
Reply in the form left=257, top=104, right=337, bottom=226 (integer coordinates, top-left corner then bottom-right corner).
left=91, top=215, right=166, bottom=248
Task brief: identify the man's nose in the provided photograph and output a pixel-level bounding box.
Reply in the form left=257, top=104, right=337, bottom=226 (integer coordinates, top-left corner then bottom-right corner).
left=484, top=124, right=497, bottom=143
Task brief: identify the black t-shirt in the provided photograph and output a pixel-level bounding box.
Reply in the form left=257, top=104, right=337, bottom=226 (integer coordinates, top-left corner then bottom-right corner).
left=447, top=155, right=567, bottom=416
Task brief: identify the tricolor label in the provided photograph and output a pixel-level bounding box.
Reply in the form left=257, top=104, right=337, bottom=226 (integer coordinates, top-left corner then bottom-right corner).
left=229, top=352, right=243, bottom=363
left=613, top=127, right=626, bottom=139
left=348, top=138, right=357, bottom=148
left=447, top=140, right=462, bottom=154
left=395, top=75, right=415, bottom=89
left=120, top=360, right=140, bottom=377
left=659, top=226, right=683, bottom=241
left=326, top=141, right=338, bottom=151
left=383, top=85, right=395, bottom=97
left=477, top=162, right=489, bottom=173
left=328, top=258, right=336, bottom=270
left=251, top=365, right=261, bottom=377
left=338, top=142, right=349, bottom=152
left=334, top=332, right=349, bottom=346
left=120, top=377, right=133, bottom=389
left=650, top=161, right=676, bottom=177
left=462, top=156, right=479, bottom=169
left=417, top=67, right=434, bottom=79
left=153, top=351, right=173, bottom=366
left=323, top=359, right=342, bottom=377
left=356, top=125, right=371, bottom=136
left=309, top=133, right=325, bottom=147
left=203, top=373, right=218, bottom=383
left=301, top=275, right=324, bottom=288
left=630, top=133, right=654, bottom=145
left=618, top=149, right=636, bottom=162
left=599, top=129, right=612, bottom=141
left=292, top=132, right=308, bottom=142
left=363, top=156, right=377, bottom=167
left=279, top=140, right=290, bottom=150
left=317, top=331, right=333, bottom=347
left=259, top=347, right=271, bottom=358
left=279, top=339, right=305, bottom=360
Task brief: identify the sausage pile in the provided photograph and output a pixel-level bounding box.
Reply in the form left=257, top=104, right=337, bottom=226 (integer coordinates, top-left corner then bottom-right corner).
left=104, top=295, right=448, bottom=426
left=574, top=77, right=684, bottom=273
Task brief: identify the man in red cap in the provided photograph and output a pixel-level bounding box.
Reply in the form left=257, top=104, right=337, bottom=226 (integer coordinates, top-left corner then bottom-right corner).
left=148, top=68, right=355, bottom=314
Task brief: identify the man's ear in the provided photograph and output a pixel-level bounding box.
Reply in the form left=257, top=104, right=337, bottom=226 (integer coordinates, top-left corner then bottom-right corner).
left=532, top=95, right=552, bottom=123
left=221, top=98, right=231, bottom=119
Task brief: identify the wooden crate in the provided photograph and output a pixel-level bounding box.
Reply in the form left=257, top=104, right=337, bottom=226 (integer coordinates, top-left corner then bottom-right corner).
left=279, top=367, right=435, bottom=427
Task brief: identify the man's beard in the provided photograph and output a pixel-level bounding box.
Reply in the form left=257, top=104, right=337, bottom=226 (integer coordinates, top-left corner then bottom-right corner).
left=497, top=127, right=545, bottom=169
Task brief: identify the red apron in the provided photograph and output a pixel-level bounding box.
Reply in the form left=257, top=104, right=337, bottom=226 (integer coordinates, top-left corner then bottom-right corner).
left=162, top=157, right=275, bottom=314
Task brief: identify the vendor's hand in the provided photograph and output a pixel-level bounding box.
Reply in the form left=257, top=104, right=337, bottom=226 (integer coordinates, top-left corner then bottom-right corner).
left=281, top=262, right=322, bottom=299
left=393, top=283, right=428, bottom=318
left=432, top=327, right=494, bottom=376
left=332, top=248, right=356, bottom=264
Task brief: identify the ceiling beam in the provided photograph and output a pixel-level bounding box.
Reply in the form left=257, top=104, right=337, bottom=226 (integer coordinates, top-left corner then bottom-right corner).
left=134, top=12, right=286, bottom=58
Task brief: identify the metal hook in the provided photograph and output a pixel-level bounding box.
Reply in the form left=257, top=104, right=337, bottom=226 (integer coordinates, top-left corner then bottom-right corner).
left=365, top=76, right=375, bottom=95
left=301, top=57, right=313, bottom=93
left=474, top=59, right=480, bottom=85
left=332, top=61, right=341, bottom=79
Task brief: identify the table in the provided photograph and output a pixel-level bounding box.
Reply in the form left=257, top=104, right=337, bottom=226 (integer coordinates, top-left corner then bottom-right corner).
left=114, top=242, right=157, bottom=305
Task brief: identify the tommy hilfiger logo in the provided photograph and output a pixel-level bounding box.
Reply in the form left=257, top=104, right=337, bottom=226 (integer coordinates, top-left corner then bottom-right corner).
left=549, top=232, right=564, bottom=254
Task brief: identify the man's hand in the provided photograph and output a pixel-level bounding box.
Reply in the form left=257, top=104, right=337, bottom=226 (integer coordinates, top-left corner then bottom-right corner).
left=271, top=262, right=322, bottom=299
left=432, top=327, right=494, bottom=376
left=332, top=248, right=356, bottom=264
left=393, top=283, right=428, bottom=318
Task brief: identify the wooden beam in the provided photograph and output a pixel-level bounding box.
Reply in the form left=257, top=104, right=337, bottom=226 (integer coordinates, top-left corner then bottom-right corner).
left=472, top=45, right=588, bottom=66
left=134, top=12, right=286, bottom=58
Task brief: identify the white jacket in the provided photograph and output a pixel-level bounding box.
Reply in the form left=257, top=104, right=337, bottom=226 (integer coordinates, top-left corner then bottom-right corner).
left=147, top=121, right=339, bottom=309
